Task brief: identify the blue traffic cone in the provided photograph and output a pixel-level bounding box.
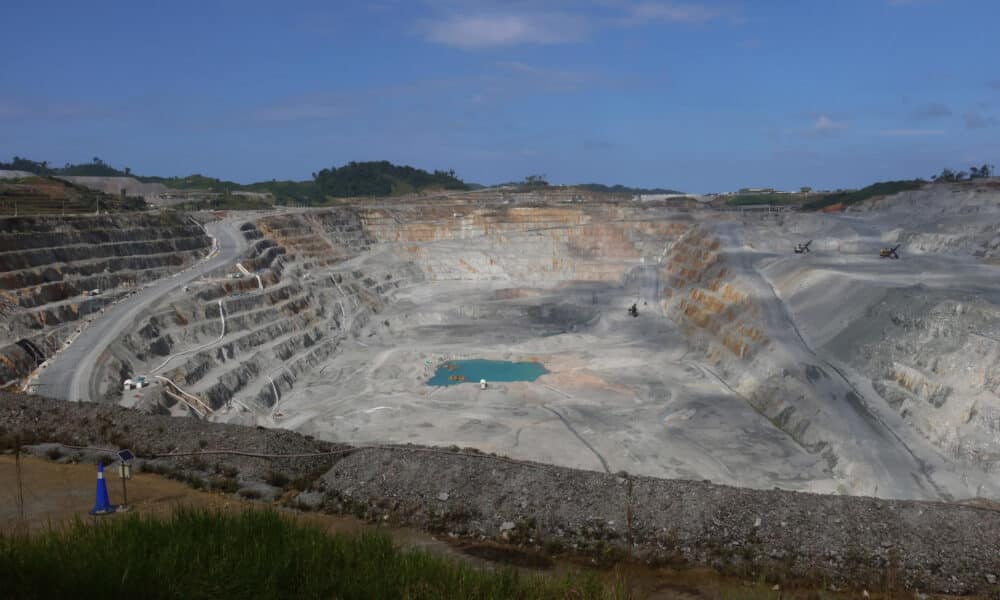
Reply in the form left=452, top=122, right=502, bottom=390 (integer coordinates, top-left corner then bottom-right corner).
left=89, top=463, right=114, bottom=515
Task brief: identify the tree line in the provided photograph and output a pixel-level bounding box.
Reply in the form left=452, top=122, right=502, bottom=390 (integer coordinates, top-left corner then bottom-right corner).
left=0, top=156, right=132, bottom=177
left=1, top=156, right=468, bottom=203
left=932, top=164, right=994, bottom=182
left=310, top=161, right=467, bottom=197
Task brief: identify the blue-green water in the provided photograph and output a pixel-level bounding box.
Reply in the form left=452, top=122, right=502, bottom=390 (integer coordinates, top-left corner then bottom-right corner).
left=427, top=359, right=548, bottom=386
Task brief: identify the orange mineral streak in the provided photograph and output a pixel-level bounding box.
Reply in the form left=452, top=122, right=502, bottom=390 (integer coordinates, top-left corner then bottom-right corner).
left=661, top=227, right=769, bottom=360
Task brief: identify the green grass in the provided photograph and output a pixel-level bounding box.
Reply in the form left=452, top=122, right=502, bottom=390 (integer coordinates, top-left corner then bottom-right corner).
left=0, top=508, right=626, bottom=600
left=801, top=180, right=924, bottom=211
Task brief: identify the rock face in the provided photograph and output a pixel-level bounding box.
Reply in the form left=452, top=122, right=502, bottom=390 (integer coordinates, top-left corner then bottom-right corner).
left=105, top=208, right=398, bottom=415
left=0, top=213, right=211, bottom=385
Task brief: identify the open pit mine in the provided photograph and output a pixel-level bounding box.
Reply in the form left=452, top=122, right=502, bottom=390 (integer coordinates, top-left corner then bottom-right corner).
left=4, top=183, right=1000, bottom=504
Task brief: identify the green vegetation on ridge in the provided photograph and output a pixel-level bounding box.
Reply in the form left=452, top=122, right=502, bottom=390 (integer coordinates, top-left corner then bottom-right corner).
left=0, top=156, right=132, bottom=177
left=2, top=156, right=468, bottom=205
left=312, top=160, right=467, bottom=196
left=722, top=180, right=929, bottom=210
left=0, top=508, right=623, bottom=600
left=801, top=180, right=924, bottom=211
left=0, top=175, right=145, bottom=215
left=577, top=183, right=684, bottom=196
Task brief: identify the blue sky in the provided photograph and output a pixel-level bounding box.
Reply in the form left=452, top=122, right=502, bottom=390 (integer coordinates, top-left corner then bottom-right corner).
left=2, top=0, right=998, bottom=191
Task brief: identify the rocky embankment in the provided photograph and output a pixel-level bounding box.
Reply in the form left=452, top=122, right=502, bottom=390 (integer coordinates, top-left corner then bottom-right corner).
left=1, top=392, right=997, bottom=596
left=0, top=214, right=211, bottom=386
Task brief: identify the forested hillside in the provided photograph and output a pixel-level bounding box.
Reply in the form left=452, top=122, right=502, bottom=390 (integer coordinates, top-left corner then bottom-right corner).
left=1, top=157, right=468, bottom=205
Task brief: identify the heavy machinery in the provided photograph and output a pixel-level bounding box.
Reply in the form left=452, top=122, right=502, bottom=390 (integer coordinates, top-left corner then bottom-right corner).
left=794, top=240, right=812, bottom=254
left=879, top=244, right=900, bottom=259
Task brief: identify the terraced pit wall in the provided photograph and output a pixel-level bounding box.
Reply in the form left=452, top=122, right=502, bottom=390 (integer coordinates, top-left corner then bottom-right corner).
left=653, top=222, right=957, bottom=497
left=106, top=203, right=695, bottom=418
left=659, top=225, right=767, bottom=362
left=0, top=214, right=211, bottom=385
left=359, top=203, right=689, bottom=282
left=104, top=208, right=399, bottom=414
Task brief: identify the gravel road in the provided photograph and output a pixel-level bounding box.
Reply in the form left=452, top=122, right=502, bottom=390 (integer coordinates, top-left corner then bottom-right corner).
left=33, top=218, right=247, bottom=402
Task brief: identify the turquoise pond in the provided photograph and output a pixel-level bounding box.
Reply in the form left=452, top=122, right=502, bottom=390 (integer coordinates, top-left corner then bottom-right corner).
left=427, top=359, right=548, bottom=386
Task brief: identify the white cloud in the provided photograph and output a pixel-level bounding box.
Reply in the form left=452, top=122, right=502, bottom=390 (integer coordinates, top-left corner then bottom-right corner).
left=417, top=1, right=733, bottom=50
left=807, top=114, right=847, bottom=136
left=419, top=13, right=588, bottom=49
left=814, top=115, right=842, bottom=130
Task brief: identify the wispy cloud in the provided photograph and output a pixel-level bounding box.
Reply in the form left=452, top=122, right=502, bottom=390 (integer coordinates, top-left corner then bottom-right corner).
left=493, top=61, right=596, bottom=92
left=911, top=102, right=951, bottom=120
left=964, top=111, right=997, bottom=129
left=621, top=1, right=732, bottom=25
left=417, top=1, right=734, bottom=49
left=877, top=129, right=945, bottom=136
left=250, top=93, right=354, bottom=123
left=419, top=12, right=589, bottom=49
left=0, top=97, right=113, bottom=121
left=245, top=61, right=598, bottom=130
left=805, top=114, right=847, bottom=137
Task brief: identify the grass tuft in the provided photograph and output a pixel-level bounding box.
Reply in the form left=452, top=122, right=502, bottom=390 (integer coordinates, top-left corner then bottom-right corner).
left=0, top=508, right=626, bottom=599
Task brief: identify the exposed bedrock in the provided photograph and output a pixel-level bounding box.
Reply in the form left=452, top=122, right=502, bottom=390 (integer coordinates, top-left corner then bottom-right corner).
left=90, top=185, right=1000, bottom=500
left=103, top=209, right=403, bottom=417
left=0, top=213, right=211, bottom=385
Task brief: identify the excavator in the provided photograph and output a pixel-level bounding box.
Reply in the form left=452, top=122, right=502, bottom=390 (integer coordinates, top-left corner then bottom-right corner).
left=879, top=244, right=900, bottom=259
left=794, top=240, right=812, bottom=254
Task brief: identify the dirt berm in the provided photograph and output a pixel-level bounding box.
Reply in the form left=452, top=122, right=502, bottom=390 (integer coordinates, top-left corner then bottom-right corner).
left=2, top=392, right=998, bottom=596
